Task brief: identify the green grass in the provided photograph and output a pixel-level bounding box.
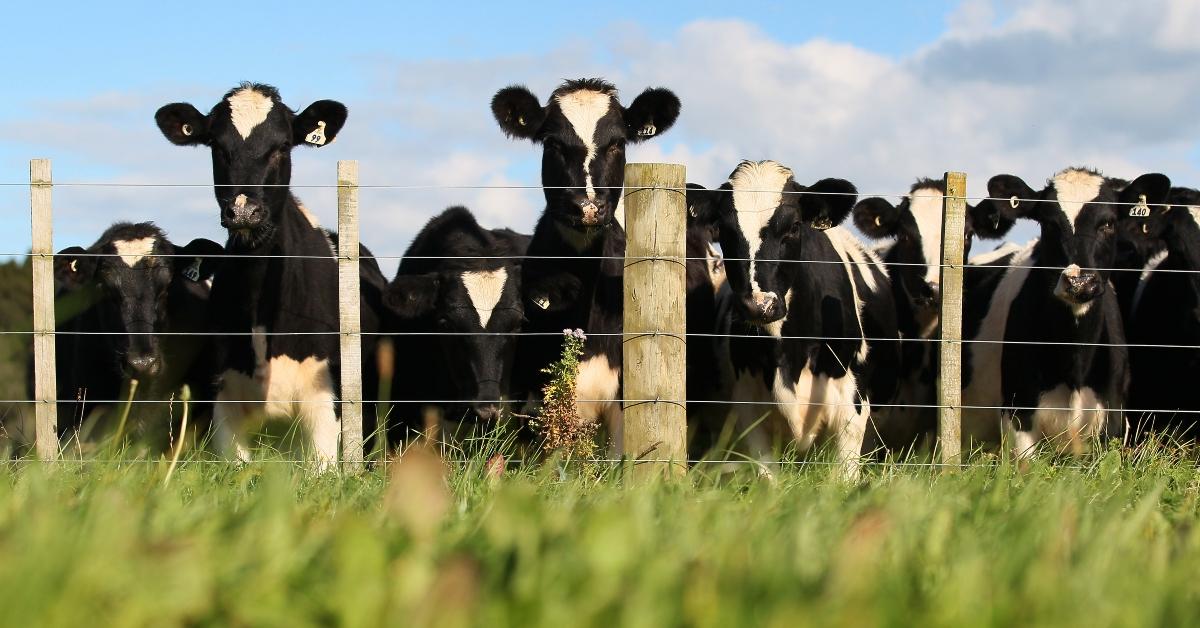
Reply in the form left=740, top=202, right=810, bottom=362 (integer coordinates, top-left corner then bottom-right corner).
left=0, top=446, right=1197, bottom=627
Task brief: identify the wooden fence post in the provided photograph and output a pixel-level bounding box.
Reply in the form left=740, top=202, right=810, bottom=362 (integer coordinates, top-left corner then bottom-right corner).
left=622, top=163, right=687, bottom=477
left=938, top=171, right=967, bottom=466
left=337, top=160, right=364, bottom=471
left=30, top=159, right=59, bottom=460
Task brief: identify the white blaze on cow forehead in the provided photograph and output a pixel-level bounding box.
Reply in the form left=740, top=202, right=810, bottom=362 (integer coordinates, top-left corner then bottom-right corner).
left=227, top=88, right=275, bottom=140
left=555, top=89, right=613, bottom=201
left=461, top=269, right=508, bottom=328
left=730, top=160, right=793, bottom=295
left=1052, top=168, right=1104, bottom=226
left=1187, top=205, right=1200, bottom=225
left=113, top=237, right=156, bottom=267
left=908, top=187, right=945, bottom=285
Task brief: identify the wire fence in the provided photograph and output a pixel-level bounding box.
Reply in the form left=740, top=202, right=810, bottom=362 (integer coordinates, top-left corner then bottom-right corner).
left=11, top=161, right=1199, bottom=469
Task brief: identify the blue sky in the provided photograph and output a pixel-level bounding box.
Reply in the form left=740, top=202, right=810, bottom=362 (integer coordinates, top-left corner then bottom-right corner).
left=2, top=0, right=1198, bottom=272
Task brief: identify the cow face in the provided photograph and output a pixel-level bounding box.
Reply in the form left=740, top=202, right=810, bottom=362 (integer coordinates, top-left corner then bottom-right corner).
left=492, top=79, right=680, bottom=233
left=853, top=179, right=994, bottom=321
left=981, top=168, right=1170, bottom=316
left=55, top=223, right=222, bottom=379
left=155, top=83, right=347, bottom=249
left=387, top=267, right=523, bottom=421
left=696, top=160, right=856, bottom=325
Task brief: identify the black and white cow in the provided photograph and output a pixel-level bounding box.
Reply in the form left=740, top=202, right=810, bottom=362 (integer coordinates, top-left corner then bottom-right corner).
left=490, top=78, right=680, bottom=446
left=155, top=83, right=388, bottom=466
left=850, top=179, right=1015, bottom=454
left=1118, top=187, right=1200, bottom=439
left=385, top=206, right=529, bottom=439
left=689, top=160, right=898, bottom=478
left=963, top=167, right=1170, bottom=455
left=50, top=222, right=222, bottom=441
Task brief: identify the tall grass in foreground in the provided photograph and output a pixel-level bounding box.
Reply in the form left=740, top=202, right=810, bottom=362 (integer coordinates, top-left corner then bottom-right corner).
left=0, top=446, right=1196, bottom=627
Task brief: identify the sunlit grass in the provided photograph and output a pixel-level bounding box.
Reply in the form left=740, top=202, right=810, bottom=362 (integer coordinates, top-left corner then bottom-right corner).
left=0, top=440, right=1196, bottom=627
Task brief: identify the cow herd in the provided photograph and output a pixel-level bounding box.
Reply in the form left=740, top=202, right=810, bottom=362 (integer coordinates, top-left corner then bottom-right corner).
left=36, top=79, right=1200, bottom=475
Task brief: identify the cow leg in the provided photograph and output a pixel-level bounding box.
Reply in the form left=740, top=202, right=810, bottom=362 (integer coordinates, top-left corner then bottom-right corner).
left=214, top=370, right=260, bottom=463
left=301, top=397, right=339, bottom=471
left=832, top=400, right=868, bottom=483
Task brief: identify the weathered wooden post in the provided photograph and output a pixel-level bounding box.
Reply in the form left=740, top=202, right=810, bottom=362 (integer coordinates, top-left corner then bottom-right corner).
left=30, top=158, right=59, bottom=460
left=938, top=171, right=967, bottom=466
left=622, top=163, right=687, bottom=476
left=337, top=160, right=364, bottom=471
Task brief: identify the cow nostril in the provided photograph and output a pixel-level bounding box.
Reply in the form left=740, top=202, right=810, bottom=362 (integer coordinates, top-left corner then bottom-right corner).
left=473, top=404, right=500, bottom=422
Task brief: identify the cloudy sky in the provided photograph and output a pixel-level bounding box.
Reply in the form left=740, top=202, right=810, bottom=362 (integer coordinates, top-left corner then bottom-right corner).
left=2, top=0, right=1198, bottom=274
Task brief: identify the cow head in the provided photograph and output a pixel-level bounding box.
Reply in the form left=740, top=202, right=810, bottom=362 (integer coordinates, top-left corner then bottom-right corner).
left=55, top=222, right=222, bottom=379
left=491, top=79, right=680, bottom=235
left=978, top=167, right=1170, bottom=316
left=852, top=179, right=997, bottom=325
left=155, top=83, right=347, bottom=249
left=385, top=208, right=524, bottom=422
left=690, top=160, right=856, bottom=325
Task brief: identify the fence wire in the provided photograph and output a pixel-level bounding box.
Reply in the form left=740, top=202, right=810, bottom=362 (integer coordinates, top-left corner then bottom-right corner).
left=9, top=174, right=1200, bottom=457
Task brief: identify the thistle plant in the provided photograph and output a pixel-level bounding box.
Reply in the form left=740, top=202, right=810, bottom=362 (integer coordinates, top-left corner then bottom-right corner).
left=533, top=329, right=597, bottom=460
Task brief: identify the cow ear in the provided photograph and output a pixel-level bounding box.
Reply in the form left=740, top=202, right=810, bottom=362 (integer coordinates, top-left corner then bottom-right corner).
left=852, top=198, right=902, bottom=239
left=492, top=86, right=546, bottom=141
left=624, top=87, right=680, bottom=142
left=1118, top=173, right=1172, bottom=219
left=293, top=100, right=348, bottom=147
left=172, top=238, right=225, bottom=283
left=386, top=273, right=439, bottom=319
left=686, top=183, right=718, bottom=229
left=986, top=174, right=1036, bottom=216
left=54, top=246, right=95, bottom=289
left=798, top=178, right=857, bottom=230
left=155, top=103, right=209, bottom=146
left=969, top=201, right=1016, bottom=239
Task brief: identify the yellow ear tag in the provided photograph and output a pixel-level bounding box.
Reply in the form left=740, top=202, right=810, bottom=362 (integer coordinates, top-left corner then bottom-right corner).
left=69, top=260, right=78, bottom=273
left=1129, top=194, right=1150, bottom=218
left=306, top=121, right=327, bottom=146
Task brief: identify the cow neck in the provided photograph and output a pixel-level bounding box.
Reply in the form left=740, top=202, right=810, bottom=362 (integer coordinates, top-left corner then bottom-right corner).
left=1162, top=210, right=1200, bottom=298
left=230, top=194, right=338, bottom=333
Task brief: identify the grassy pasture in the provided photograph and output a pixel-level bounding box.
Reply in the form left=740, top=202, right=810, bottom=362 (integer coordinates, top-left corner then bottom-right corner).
left=0, top=442, right=1197, bottom=627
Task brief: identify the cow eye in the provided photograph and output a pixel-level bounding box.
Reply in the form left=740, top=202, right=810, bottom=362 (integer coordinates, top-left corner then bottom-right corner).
left=607, top=141, right=623, bottom=155
left=1098, top=220, right=1115, bottom=235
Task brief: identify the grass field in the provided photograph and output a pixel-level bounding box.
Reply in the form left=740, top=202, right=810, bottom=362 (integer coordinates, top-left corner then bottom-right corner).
left=1, top=443, right=1199, bottom=627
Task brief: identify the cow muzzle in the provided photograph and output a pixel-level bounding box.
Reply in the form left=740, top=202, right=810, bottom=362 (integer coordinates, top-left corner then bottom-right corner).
left=222, top=194, right=266, bottom=230
left=1054, top=264, right=1102, bottom=306
left=125, top=353, right=162, bottom=378
left=577, top=199, right=610, bottom=227
left=742, top=290, right=784, bottom=324
left=472, top=402, right=501, bottom=422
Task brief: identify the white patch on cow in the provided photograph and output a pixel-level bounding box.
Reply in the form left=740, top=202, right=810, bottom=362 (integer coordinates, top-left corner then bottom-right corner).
left=113, top=237, right=156, bottom=267
left=213, top=353, right=339, bottom=469
left=773, top=366, right=867, bottom=481
left=295, top=200, right=320, bottom=228
left=227, top=87, right=275, bottom=140
left=1131, top=249, right=1168, bottom=321
left=1029, top=384, right=1106, bottom=454
left=729, top=160, right=792, bottom=297
left=706, top=242, right=727, bottom=294
left=555, top=89, right=613, bottom=201
left=1187, top=205, right=1200, bottom=225
left=461, top=269, right=507, bottom=328
left=909, top=186, right=945, bottom=285
left=961, top=241, right=1036, bottom=447
left=1052, top=168, right=1104, bottom=226
left=574, top=354, right=623, bottom=451
left=967, top=241, right=1022, bottom=265
left=825, top=226, right=876, bottom=360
